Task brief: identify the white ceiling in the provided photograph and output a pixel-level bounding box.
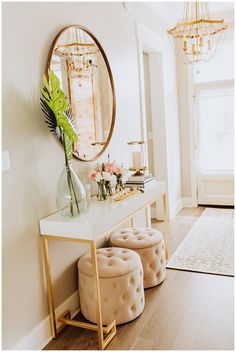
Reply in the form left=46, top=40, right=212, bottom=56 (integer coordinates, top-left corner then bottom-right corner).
left=145, top=2, right=234, bottom=27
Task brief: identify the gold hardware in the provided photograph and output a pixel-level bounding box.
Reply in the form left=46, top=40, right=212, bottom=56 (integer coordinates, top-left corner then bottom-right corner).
left=183, top=40, right=187, bottom=51
left=127, top=141, right=145, bottom=145
left=91, top=141, right=106, bottom=146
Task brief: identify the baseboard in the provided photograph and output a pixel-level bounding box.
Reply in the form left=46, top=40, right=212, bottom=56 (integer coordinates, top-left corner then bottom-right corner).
left=12, top=290, right=79, bottom=350
left=182, top=197, right=198, bottom=208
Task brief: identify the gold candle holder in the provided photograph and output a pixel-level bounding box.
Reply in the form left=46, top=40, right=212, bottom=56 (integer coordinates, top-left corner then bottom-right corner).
left=127, top=141, right=147, bottom=177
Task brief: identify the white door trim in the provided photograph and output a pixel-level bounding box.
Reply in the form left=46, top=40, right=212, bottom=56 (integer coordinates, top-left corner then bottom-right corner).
left=135, top=23, right=174, bottom=219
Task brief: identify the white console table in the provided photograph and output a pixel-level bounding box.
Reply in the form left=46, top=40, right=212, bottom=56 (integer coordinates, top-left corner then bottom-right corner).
left=39, top=180, right=168, bottom=349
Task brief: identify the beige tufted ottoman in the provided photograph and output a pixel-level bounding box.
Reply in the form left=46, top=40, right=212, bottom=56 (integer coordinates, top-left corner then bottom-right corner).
left=110, top=228, right=166, bottom=288
left=78, top=247, right=145, bottom=325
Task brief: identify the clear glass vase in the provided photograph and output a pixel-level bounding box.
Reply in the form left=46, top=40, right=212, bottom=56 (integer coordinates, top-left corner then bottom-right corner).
left=115, top=174, right=124, bottom=193
left=105, top=180, right=113, bottom=196
left=57, top=164, right=87, bottom=217
left=97, top=181, right=107, bottom=201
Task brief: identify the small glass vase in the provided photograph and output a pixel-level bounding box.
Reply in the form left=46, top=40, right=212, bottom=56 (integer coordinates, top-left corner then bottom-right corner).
left=115, top=174, right=124, bottom=193
left=97, top=181, right=107, bottom=201
left=105, top=180, right=113, bottom=196
left=57, top=164, right=87, bottom=217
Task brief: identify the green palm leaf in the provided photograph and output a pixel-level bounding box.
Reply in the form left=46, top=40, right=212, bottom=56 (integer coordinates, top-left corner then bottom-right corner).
left=40, top=97, right=61, bottom=138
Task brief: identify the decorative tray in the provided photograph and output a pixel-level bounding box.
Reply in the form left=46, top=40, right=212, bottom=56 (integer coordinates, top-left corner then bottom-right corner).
left=112, top=188, right=141, bottom=202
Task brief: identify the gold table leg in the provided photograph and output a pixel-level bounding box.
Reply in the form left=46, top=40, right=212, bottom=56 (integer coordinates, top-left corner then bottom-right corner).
left=90, top=240, right=104, bottom=349
left=130, top=216, right=134, bottom=227
left=41, top=237, right=57, bottom=338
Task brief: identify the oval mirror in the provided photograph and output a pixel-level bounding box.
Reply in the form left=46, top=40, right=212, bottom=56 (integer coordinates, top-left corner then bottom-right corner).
left=47, top=25, right=116, bottom=161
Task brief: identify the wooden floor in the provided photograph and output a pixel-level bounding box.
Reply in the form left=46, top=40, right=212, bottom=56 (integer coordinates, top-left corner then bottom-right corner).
left=44, top=207, right=234, bottom=350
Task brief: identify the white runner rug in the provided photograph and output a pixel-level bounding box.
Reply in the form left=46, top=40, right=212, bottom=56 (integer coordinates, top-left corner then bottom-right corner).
left=167, top=208, right=234, bottom=277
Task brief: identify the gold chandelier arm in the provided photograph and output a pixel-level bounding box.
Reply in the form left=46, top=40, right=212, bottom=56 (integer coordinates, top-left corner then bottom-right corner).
left=57, top=42, right=96, bottom=48
left=168, top=18, right=225, bottom=34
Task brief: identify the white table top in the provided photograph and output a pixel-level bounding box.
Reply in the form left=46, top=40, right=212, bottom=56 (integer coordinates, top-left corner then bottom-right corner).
left=39, top=180, right=166, bottom=240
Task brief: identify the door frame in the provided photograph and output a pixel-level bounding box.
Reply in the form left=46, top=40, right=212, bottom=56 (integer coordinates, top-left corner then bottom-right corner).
left=135, top=23, right=169, bottom=219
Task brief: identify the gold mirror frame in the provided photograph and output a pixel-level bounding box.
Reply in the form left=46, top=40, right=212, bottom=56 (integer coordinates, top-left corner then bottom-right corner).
left=46, top=24, right=116, bottom=162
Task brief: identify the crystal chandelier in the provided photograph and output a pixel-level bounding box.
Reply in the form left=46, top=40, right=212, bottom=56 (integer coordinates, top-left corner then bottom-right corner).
left=55, top=27, right=98, bottom=77
left=167, top=2, right=228, bottom=64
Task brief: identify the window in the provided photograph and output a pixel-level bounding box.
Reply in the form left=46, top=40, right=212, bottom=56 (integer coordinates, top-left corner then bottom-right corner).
left=193, top=40, right=234, bottom=83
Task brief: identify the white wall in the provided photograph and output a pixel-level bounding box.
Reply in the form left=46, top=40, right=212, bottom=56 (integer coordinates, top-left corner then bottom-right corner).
left=2, top=2, right=181, bottom=349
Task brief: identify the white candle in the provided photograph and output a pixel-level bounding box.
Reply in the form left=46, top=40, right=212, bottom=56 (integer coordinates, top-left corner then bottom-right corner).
left=132, top=151, right=143, bottom=169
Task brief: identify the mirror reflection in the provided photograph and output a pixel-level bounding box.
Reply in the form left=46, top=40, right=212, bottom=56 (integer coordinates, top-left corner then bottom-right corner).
left=48, top=26, right=115, bottom=161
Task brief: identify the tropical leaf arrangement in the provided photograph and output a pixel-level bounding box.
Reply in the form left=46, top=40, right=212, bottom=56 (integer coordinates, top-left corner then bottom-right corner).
left=40, top=69, right=80, bottom=215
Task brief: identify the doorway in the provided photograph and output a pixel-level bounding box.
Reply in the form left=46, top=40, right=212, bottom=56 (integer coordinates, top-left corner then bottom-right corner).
left=196, top=85, right=234, bottom=205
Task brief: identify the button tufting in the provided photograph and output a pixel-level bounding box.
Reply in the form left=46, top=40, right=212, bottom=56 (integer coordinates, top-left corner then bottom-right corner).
left=130, top=277, right=135, bottom=284
left=130, top=305, right=136, bottom=312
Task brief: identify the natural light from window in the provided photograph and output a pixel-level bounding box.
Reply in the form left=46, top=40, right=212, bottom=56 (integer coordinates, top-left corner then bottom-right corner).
left=193, top=40, right=234, bottom=83
left=197, top=88, right=234, bottom=172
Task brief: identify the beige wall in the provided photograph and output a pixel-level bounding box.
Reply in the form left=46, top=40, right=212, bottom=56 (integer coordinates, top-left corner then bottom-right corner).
left=2, top=2, right=181, bottom=349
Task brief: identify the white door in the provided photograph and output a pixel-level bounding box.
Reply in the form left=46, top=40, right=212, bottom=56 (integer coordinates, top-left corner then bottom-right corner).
left=196, top=86, right=234, bottom=205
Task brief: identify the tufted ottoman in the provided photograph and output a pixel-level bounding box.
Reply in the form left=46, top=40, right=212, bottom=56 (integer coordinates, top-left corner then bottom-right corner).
left=110, top=228, right=166, bottom=288
left=78, top=247, right=145, bottom=325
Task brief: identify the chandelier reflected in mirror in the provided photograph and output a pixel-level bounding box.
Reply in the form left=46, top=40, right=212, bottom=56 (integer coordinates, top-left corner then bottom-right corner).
left=167, top=2, right=228, bottom=64
left=54, top=27, right=98, bottom=78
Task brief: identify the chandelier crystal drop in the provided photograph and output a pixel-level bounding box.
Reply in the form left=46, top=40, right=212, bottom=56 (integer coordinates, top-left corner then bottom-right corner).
left=167, top=2, right=228, bottom=64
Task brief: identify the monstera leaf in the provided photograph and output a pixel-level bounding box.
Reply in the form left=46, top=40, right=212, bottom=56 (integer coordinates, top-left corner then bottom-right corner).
left=64, top=133, right=73, bottom=161
left=40, top=69, right=79, bottom=162
left=41, top=69, right=78, bottom=143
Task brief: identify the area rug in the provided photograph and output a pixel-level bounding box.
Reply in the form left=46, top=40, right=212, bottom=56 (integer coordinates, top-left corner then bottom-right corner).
left=166, top=208, right=234, bottom=277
